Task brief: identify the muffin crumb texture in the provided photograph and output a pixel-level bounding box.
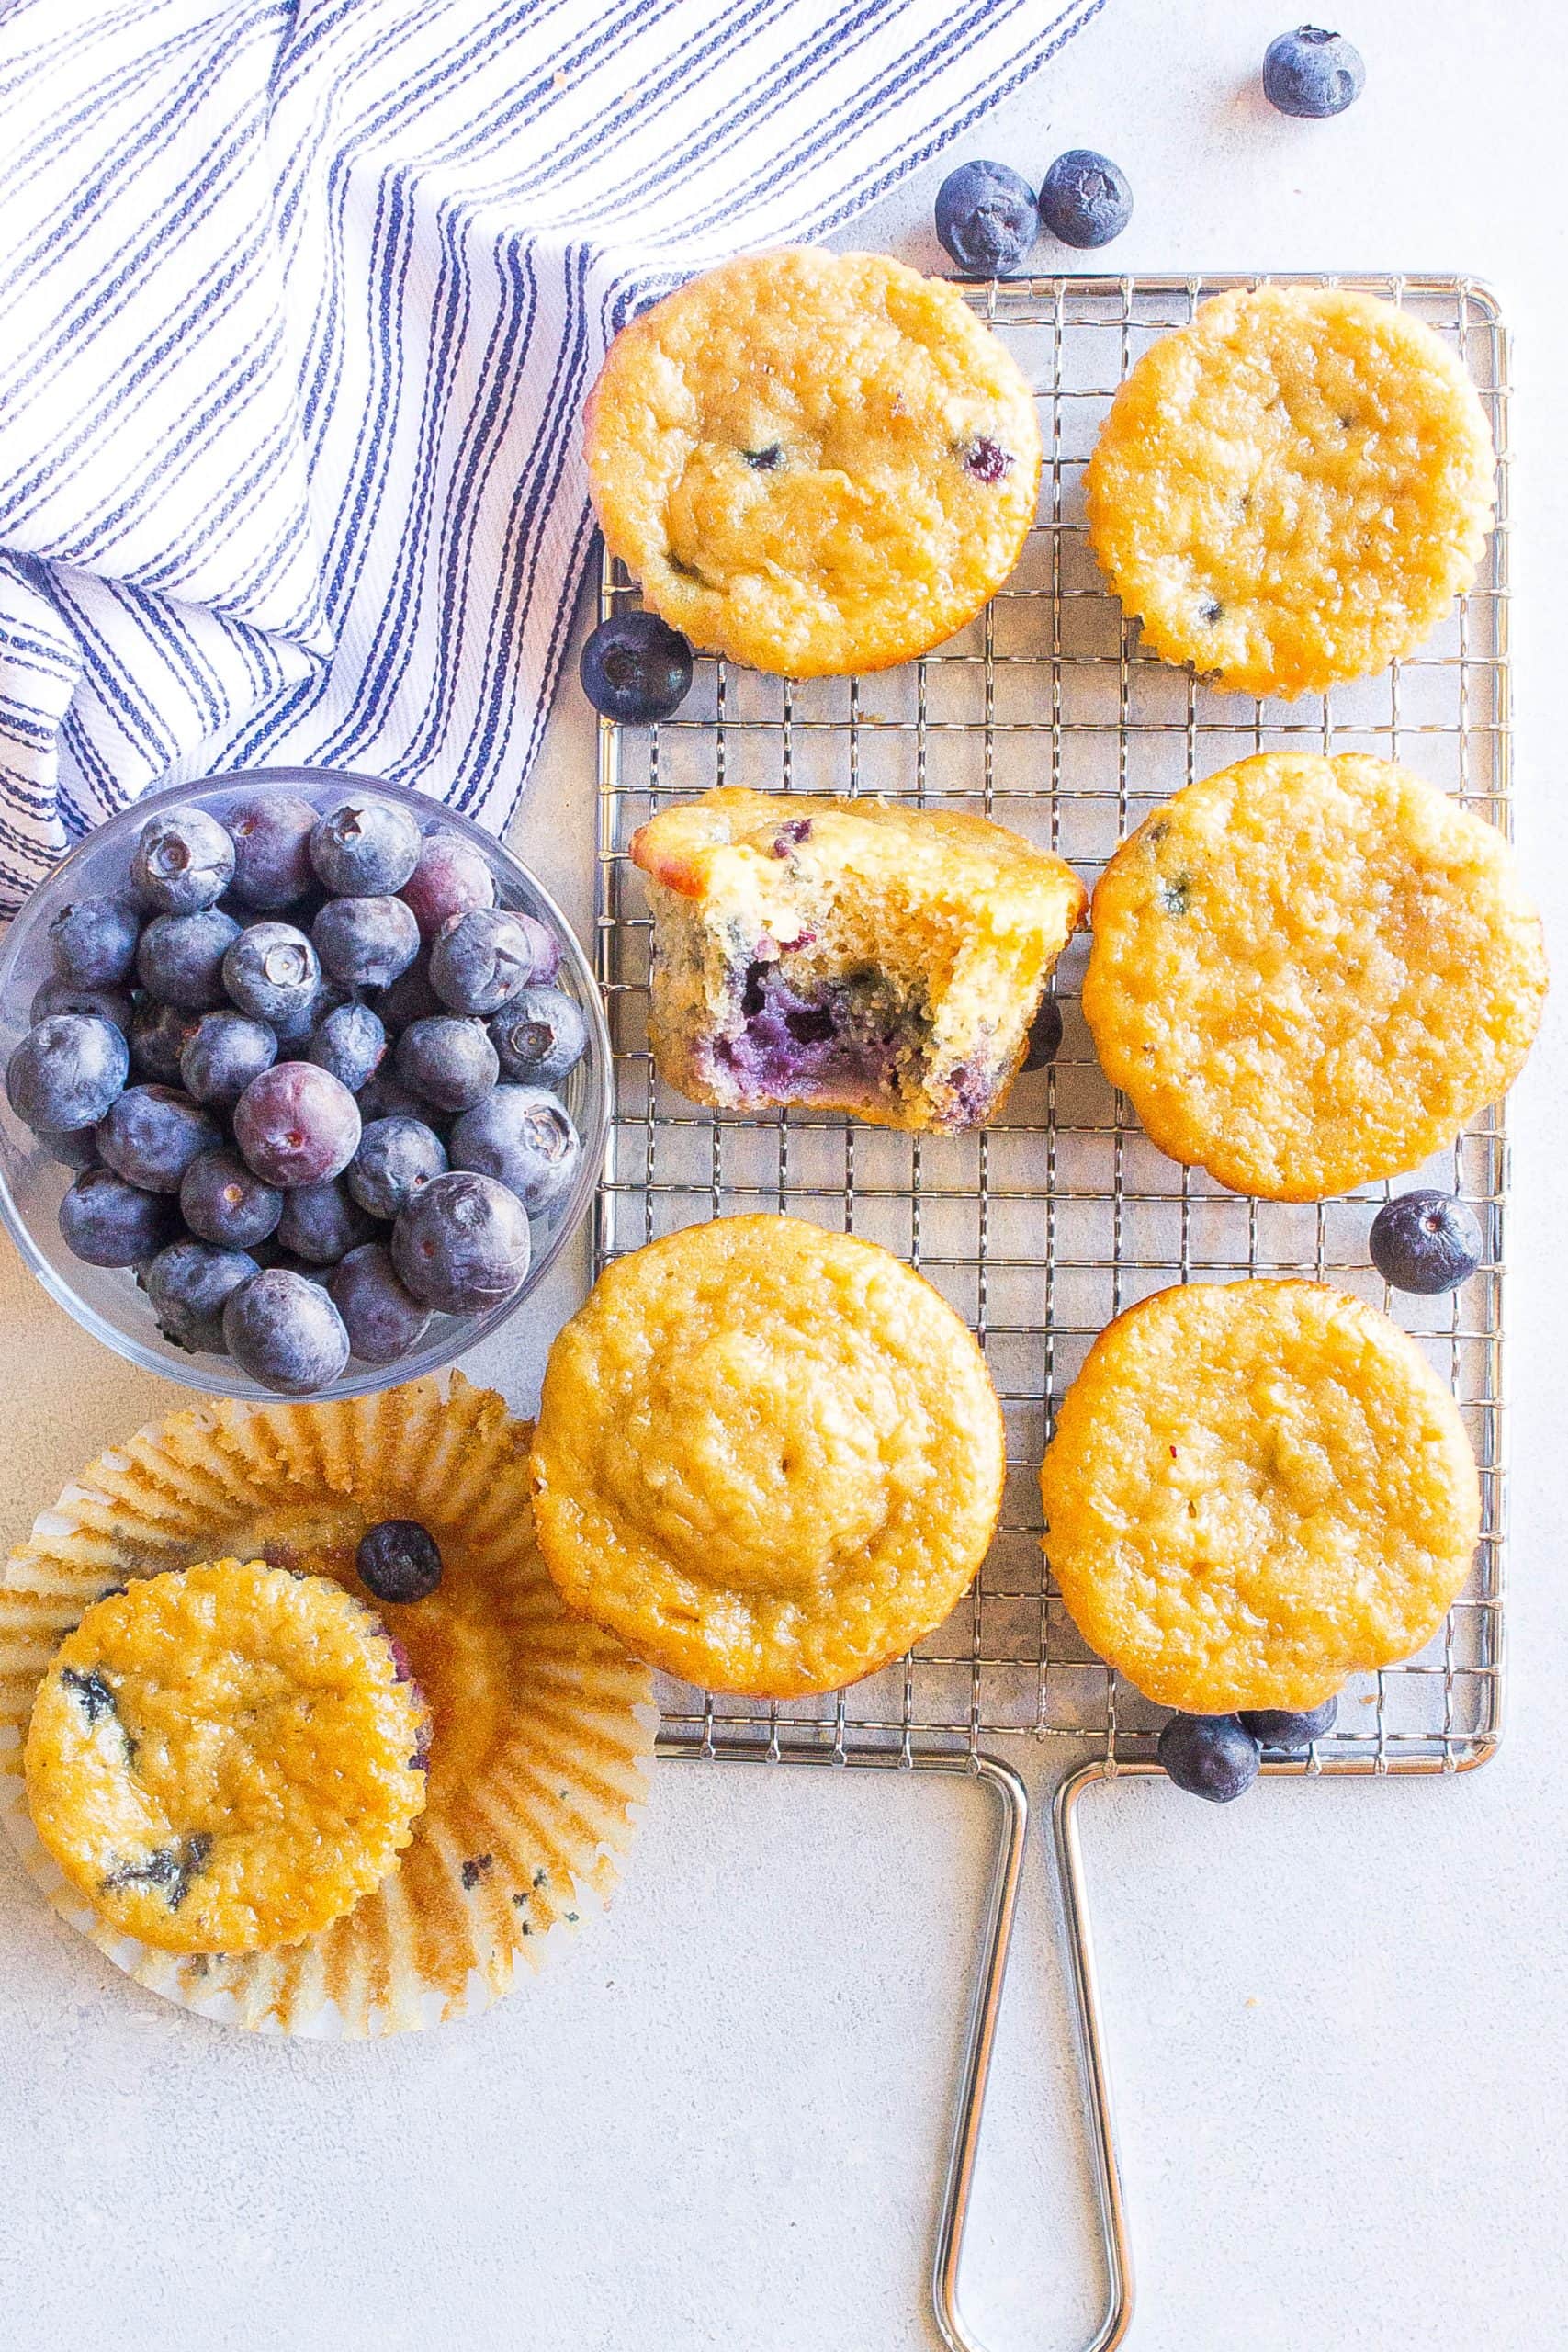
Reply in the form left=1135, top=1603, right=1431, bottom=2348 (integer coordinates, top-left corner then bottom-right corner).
left=631, top=788, right=1086, bottom=1133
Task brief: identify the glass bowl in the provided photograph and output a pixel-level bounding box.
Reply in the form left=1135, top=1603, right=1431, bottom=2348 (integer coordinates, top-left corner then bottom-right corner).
left=0, top=768, right=610, bottom=1399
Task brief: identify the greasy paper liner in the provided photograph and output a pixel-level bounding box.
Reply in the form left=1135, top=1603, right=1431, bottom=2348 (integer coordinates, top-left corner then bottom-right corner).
left=0, top=1373, right=654, bottom=2036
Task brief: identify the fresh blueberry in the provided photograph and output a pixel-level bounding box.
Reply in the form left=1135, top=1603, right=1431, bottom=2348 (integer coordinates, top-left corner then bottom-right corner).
left=49, top=896, right=141, bottom=990
left=1368, top=1190, right=1483, bottom=1295
left=1156, top=1713, right=1261, bottom=1804
left=1022, top=996, right=1064, bottom=1072
left=518, top=915, right=561, bottom=986
left=45, top=1127, right=100, bottom=1174
left=1262, top=25, right=1365, bottom=117
left=400, top=831, right=496, bottom=942
left=1237, top=1697, right=1339, bottom=1751
left=130, top=805, right=236, bottom=915
left=142, top=1238, right=258, bottom=1352
left=30, top=978, right=134, bottom=1036
left=487, top=987, right=588, bottom=1086
left=276, top=1177, right=379, bottom=1266
left=449, top=1085, right=581, bottom=1217
left=136, top=908, right=242, bottom=1012
left=958, top=436, right=1013, bottom=483
left=1039, top=149, right=1134, bottom=248
left=130, top=1000, right=200, bottom=1085
left=330, top=1243, right=433, bottom=1364
left=179, top=1010, right=277, bottom=1112
left=933, top=158, right=1038, bottom=275
left=579, top=613, right=693, bottom=724
left=428, top=908, right=544, bottom=1016
left=310, top=799, right=422, bottom=898
left=311, top=893, right=421, bottom=991
left=96, top=1085, right=220, bottom=1193
left=395, top=1015, right=499, bottom=1114
left=346, top=1115, right=447, bottom=1221
left=305, top=1000, right=387, bottom=1093
left=222, top=1267, right=351, bottom=1394
left=179, top=1148, right=283, bottom=1250
left=223, top=791, right=319, bottom=910
left=273, top=977, right=345, bottom=1053
left=59, top=1169, right=176, bottom=1267
left=233, top=1062, right=361, bottom=1189
left=356, top=1519, right=443, bottom=1604
left=391, top=1170, right=531, bottom=1312
left=221, top=922, right=321, bottom=1030
left=6, top=1014, right=130, bottom=1135
left=372, top=952, right=443, bottom=1033
left=355, top=1069, right=442, bottom=1129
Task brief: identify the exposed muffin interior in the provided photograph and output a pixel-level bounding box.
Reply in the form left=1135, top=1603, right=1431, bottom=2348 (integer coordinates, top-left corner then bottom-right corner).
left=630, top=788, right=1085, bottom=1133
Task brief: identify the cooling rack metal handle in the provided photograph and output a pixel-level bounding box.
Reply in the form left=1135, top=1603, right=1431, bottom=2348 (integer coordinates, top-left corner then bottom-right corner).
left=658, top=1731, right=1140, bottom=2352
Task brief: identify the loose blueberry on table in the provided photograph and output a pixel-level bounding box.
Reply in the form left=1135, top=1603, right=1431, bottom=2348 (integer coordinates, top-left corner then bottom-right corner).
left=1237, top=1698, right=1338, bottom=1751
left=3, top=789, right=588, bottom=1394
left=1262, top=25, right=1365, bottom=118
left=1156, top=1713, right=1262, bottom=1803
left=1368, top=1190, right=1483, bottom=1295
left=356, top=1519, right=444, bottom=1605
left=1039, top=149, right=1133, bottom=249
left=933, top=159, right=1038, bottom=276
left=580, top=612, right=694, bottom=724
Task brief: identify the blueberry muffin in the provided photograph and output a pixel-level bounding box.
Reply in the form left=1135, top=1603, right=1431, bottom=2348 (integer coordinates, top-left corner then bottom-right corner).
left=1085, top=285, right=1495, bottom=696
left=0, top=1375, right=652, bottom=2034
left=1040, top=1281, right=1481, bottom=1713
left=530, top=1216, right=1006, bottom=1696
left=1082, top=752, right=1545, bottom=1200
left=630, top=787, right=1086, bottom=1132
left=584, top=248, right=1042, bottom=675
left=25, top=1559, right=430, bottom=1954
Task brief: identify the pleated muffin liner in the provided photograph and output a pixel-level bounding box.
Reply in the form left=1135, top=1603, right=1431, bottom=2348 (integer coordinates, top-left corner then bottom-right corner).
left=0, top=1372, right=655, bottom=2037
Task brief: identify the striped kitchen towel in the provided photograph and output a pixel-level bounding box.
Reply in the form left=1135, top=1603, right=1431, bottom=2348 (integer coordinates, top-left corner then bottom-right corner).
left=0, top=0, right=1110, bottom=909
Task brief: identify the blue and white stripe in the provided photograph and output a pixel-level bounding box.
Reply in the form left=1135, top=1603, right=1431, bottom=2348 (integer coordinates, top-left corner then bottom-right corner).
left=0, top=0, right=1108, bottom=908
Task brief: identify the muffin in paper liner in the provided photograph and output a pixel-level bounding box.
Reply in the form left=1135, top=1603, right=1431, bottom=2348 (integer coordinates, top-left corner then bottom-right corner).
left=0, top=1372, right=655, bottom=2036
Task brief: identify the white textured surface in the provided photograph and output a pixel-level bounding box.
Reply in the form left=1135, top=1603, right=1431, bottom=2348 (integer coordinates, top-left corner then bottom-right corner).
left=4, top=3, right=1568, bottom=2346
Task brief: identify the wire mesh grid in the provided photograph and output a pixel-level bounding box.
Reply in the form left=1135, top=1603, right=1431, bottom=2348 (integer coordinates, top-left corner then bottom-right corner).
left=592, top=271, right=1510, bottom=1777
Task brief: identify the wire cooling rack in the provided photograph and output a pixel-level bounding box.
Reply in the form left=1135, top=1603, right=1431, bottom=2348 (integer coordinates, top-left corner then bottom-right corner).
left=592, top=271, right=1511, bottom=1781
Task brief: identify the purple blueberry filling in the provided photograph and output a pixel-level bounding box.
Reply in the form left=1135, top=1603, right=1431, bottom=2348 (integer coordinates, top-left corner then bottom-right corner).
left=743, top=444, right=784, bottom=471
left=60, top=1665, right=118, bottom=1725
left=102, top=1832, right=211, bottom=1911
left=711, top=961, right=911, bottom=1102
left=961, top=436, right=1012, bottom=482
left=769, top=818, right=813, bottom=857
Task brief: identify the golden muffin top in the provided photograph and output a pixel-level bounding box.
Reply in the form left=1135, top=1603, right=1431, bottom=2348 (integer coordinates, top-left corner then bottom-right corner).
left=1082, top=752, right=1545, bottom=1200
left=584, top=248, right=1042, bottom=676
left=530, top=1215, right=1006, bottom=1697
left=1040, top=1281, right=1481, bottom=1714
left=25, top=1559, right=429, bottom=1955
left=1085, top=284, right=1495, bottom=697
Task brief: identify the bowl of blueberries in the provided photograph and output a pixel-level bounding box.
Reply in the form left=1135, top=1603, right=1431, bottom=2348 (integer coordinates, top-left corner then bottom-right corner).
left=0, top=769, right=609, bottom=1397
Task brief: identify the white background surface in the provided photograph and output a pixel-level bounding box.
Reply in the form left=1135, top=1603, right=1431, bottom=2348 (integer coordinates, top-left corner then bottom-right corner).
left=3, top=4, right=1566, bottom=2347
